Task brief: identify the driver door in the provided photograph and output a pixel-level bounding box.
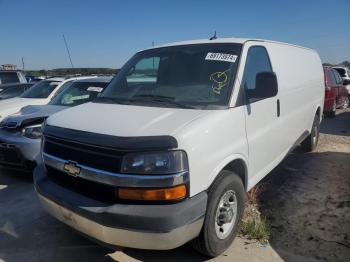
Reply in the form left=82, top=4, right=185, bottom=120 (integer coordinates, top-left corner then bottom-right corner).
left=242, top=45, right=282, bottom=184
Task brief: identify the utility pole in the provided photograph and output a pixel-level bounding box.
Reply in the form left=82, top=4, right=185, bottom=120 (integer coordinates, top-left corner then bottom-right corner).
left=152, top=41, right=155, bottom=69
left=62, top=34, right=74, bottom=69
left=21, top=57, right=25, bottom=70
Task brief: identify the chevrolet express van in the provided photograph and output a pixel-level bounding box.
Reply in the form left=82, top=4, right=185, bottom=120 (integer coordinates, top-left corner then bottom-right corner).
left=34, top=38, right=324, bottom=257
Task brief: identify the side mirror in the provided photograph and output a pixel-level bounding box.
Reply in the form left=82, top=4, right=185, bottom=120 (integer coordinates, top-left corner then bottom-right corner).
left=247, top=72, right=278, bottom=99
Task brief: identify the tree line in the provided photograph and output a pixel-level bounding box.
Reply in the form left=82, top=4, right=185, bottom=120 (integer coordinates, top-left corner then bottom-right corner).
left=24, top=68, right=120, bottom=77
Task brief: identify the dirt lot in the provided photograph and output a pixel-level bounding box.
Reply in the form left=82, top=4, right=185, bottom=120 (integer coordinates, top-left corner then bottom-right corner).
left=0, top=109, right=349, bottom=262
left=259, top=109, right=350, bottom=261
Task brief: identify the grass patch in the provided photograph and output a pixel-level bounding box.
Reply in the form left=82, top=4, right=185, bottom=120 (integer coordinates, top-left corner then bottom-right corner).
left=240, top=217, right=270, bottom=244
left=240, top=184, right=270, bottom=243
left=246, top=184, right=264, bottom=205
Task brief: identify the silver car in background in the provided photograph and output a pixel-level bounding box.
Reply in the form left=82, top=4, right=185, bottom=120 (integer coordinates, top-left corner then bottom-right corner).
left=0, top=77, right=112, bottom=170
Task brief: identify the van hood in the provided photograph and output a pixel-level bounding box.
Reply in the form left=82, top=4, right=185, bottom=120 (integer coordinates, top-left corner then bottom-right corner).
left=0, top=97, right=47, bottom=121
left=46, top=102, right=210, bottom=137
left=1, top=105, right=66, bottom=128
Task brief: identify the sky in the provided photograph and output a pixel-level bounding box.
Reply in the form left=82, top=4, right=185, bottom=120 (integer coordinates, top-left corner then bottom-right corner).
left=0, top=0, right=349, bottom=70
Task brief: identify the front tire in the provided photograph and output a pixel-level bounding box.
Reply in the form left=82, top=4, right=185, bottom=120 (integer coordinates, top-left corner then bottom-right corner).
left=191, top=171, right=245, bottom=257
left=301, top=114, right=320, bottom=152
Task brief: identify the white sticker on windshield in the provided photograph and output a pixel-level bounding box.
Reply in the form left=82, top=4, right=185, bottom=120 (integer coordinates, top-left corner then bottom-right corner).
left=87, top=86, right=104, bottom=92
left=50, top=82, right=61, bottom=86
left=205, top=53, right=237, bottom=63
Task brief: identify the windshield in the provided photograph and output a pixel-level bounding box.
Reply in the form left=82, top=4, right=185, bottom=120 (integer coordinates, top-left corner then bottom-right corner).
left=21, top=80, right=61, bottom=98
left=0, top=85, right=25, bottom=99
left=49, top=81, right=109, bottom=106
left=99, top=43, right=242, bottom=109
left=333, top=68, right=346, bottom=77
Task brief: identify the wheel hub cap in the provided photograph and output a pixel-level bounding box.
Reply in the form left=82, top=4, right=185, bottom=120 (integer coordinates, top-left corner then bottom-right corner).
left=312, top=124, right=318, bottom=145
left=215, top=190, right=238, bottom=239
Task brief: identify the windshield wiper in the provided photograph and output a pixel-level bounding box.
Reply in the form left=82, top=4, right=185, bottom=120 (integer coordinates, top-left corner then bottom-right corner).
left=130, top=94, right=195, bottom=109
left=132, top=94, right=175, bottom=100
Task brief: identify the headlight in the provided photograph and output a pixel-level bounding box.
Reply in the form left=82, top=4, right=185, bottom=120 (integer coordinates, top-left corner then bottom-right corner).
left=22, top=124, right=43, bottom=139
left=121, top=151, right=188, bottom=175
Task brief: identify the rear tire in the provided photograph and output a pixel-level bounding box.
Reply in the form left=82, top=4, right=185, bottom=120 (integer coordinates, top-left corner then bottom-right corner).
left=329, top=101, right=336, bottom=118
left=301, top=114, right=320, bottom=152
left=191, top=171, right=245, bottom=257
left=342, top=96, right=349, bottom=109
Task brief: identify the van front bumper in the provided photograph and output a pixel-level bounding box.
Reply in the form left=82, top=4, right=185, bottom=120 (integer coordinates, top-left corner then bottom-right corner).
left=34, top=164, right=207, bottom=250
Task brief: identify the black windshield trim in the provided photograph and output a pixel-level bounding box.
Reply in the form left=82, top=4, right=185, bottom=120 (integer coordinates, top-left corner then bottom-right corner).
left=43, top=125, right=178, bottom=151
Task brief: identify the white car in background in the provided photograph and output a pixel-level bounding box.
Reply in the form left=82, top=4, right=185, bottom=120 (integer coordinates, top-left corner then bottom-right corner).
left=0, top=76, right=96, bottom=121
left=333, top=66, right=350, bottom=96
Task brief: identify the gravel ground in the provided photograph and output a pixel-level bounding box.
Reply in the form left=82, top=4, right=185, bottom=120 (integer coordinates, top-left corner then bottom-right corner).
left=260, top=108, right=350, bottom=261
left=0, top=109, right=349, bottom=262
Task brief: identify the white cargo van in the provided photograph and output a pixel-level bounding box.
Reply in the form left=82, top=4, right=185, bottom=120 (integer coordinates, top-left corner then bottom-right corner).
left=34, top=38, right=324, bottom=257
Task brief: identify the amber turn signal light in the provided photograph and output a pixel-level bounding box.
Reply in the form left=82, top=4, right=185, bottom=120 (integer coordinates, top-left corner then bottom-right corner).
left=118, top=185, right=187, bottom=201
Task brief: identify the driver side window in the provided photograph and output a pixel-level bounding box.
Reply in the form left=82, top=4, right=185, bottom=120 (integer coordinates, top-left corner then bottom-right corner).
left=243, top=46, right=273, bottom=91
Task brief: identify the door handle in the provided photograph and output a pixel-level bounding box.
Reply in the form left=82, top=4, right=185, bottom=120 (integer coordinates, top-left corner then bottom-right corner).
left=277, top=99, right=280, bottom=117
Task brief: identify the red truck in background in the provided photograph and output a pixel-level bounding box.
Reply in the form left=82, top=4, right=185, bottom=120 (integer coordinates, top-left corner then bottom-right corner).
left=323, top=67, right=349, bottom=117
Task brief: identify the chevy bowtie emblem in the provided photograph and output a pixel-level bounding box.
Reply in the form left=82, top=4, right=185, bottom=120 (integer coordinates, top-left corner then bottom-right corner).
left=63, top=161, right=81, bottom=177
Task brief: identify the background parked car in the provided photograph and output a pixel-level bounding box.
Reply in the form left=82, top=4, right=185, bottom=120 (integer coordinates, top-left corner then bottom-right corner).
left=0, top=70, right=27, bottom=85
left=332, top=66, right=350, bottom=97
left=0, top=76, right=96, bottom=121
left=0, top=82, right=34, bottom=100
left=323, top=67, right=349, bottom=117
left=25, top=75, right=43, bottom=83
left=0, top=76, right=111, bottom=170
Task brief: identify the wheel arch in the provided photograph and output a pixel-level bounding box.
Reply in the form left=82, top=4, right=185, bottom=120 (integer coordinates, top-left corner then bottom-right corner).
left=208, top=156, right=248, bottom=192
left=315, top=104, right=322, bottom=123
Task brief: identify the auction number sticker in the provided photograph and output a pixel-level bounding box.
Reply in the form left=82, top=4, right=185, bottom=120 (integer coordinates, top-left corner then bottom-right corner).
left=205, top=53, right=237, bottom=63
left=87, top=86, right=104, bottom=92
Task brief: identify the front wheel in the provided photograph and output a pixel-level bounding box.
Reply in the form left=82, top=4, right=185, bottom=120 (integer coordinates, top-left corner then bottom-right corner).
left=191, top=171, right=245, bottom=257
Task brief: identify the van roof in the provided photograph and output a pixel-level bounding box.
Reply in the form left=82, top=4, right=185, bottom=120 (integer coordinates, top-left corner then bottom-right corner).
left=145, top=37, right=315, bottom=52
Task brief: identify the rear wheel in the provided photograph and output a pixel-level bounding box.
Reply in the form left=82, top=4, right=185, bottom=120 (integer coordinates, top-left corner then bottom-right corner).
left=191, top=171, right=245, bottom=257
left=342, top=96, right=349, bottom=109
left=328, top=101, right=336, bottom=118
left=301, top=114, right=320, bottom=152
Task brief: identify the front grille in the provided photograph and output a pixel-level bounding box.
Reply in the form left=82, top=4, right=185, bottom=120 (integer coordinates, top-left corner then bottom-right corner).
left=46, top=165, right=116, bottom=203
left=43, top=136, right=123, bottom=173
left=0, top=144, right=21, bottom=165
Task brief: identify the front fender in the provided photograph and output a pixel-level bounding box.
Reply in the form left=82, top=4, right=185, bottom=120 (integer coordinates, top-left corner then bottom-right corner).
left=208, top=154, right=249, bottom=191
